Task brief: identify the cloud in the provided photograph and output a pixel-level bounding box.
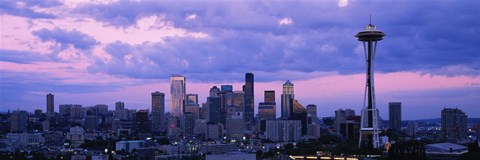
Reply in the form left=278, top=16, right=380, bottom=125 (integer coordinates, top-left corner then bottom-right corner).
left=278, top=17, right=293, bottom=26
left=337, top=0, right=349, bottom=8
left=0, top=49, right=51, bottom=64
left=0, top=0, right=62, bottom=19
left=32, top=28, right=98, bottom=50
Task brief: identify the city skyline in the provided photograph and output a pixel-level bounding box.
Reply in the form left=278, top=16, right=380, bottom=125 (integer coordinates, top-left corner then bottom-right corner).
left=1, top=0, right=480, bottom=120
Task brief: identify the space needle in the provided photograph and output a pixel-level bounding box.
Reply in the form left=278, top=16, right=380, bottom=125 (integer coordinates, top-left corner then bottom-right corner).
left=355, top=20, right=385, bottom=149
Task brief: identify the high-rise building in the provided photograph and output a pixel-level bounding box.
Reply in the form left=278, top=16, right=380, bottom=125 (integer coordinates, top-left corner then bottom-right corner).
left=307, top=104, right=317, bottom=124
left=244, top=73, right=254, bottom=124
left=226, top=112, right=245, bottom=140
left=181, top=112, right=195, bottom=136
left=152, top=91, right=165, bottom=132
left=170, top=74, right=186, bottom=117
left=281, top=80, right=294, bottom=119
left=264, top=90, right=275, bottom=103
left=135, top=110, right=151, bottom=134
left=229, top=91, right=245, bottom=114
left=115, top=102, right=125, bottom=110
left=221, top=85, right=233, bottom=92
left=207, top=96, right=222, bottom=124
left=335, top=109, right=356, bottom=133
left=185, top=94, right=200, bottom=119
left=11, top=110, right=28, bottom=133
left=441, top=108, right=468, bottom=142
left=186, top=94, right=198, bottom=104
left=209, top=86, right=220, bottom=97
left=389, top=102, right=402, bottom=134
left=265, top=120, right=301, bottom=142
left=46, top=93, right=54, bottom=114
left=34, top=109, right=42, bottom=117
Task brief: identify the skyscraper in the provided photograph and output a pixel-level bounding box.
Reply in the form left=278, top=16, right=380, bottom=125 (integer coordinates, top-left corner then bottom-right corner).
left=264, top=90, right=275, bottom=103
left=135, top=110, right=151, bottom=134
left=389, top=102, right=402, bottom=135
left=46, top=93, right=54, bottom=114
left=221, top=85, right=233, bottom=92
left=115, top=101, right=125, bottom=110
left=306, top=104, right=317, bottom=124
left=185, top=94, right=200, bottom=119
left=152, top=91, right=165, bottom=132
left=441, top=108, right=468, bottom=142
left=11, top=110, right=28, bottom=133
left=281, top=80, right=294, bottom=119
left=244, top=73, right=254, bottom=124
left=207, top=96, right=222, bottom=124
left=170, top=74, right=186, bottom=117
left=356, top=22, right=385, bottom=149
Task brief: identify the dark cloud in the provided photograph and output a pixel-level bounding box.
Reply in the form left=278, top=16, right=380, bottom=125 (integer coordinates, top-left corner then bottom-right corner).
left=0, top=49, right=51, bottom=64
left=78, top=0, right=480, bottom=81
left=32, top=28, right=98, bottom=50
left=0, top=0, right=61, bottom=19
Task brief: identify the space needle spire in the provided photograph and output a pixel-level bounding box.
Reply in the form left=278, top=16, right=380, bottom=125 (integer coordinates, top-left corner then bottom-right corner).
left=355, top=19, right=386, bottom=149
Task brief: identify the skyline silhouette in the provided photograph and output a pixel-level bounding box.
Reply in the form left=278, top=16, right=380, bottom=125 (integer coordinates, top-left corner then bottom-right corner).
left=1, top=0, right=479, bottom=119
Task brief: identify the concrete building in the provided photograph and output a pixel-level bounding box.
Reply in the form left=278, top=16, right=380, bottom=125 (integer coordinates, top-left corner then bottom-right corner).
left=265, top=120, right=301, bottom=142
left=135, top=110, right=151, bottom=134
left=67, top=126, right=85, bottom=147
left=389, top=102, right=402, bottom=135
left=151, top=91, right=165, bottom=132
left=46, top=93, right=54, bottom=114
left=335, top=109, right=356, bottom=133
left=116, top=140, right=145, bottom=153
left=441, top=108, right=468, bottom=142
left=206, top=123, right=224, bottom=140
left=10, top=110, right=28, bottom=133
left=307, top=104, right=317, bottom=124
left=181, top=112, right=195, bottom=135
left=226, top=112, right=245, bottom=140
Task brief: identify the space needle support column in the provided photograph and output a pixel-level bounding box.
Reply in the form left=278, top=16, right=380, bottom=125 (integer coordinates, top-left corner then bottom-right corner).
left=356, top=23, right=385, bottom=149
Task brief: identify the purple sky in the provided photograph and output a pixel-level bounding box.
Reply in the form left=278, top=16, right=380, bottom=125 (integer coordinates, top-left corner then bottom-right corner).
left=1, top=0, right=479, bottom=120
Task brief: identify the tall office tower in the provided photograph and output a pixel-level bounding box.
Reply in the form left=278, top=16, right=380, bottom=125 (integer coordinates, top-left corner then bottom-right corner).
left=46, top=93, right=54, bottom=114
left=199, top=103, right=207, bottom=119
left=389, top=102, right=402, bottom=135
left=207, top=96, right=222, bottom=124
left=356, top=22, right=385, bottom=149
left=281, top=80, right=294, bottom=119
left=244, top=73, right=254, bottom=124
left=181, top=112, right=195, bottom=135
left=170, top=74, right=186, bottom=117
left=335, top=109, right=356, bottom=133
left=231, top=91, right=245, bottom=114
left=135, top=110, right=151, bottom=134
left=264, top=90, right=275, bottom=103
left=221, top=85, right=233, bottom=92
left=186, top=94, right=198, bottom=104
left=292, top=100, right=307, bottom=135
left=209, top=86, right=220, bottom=97
left=185, top=94, right=200, bottom=119
left=441, top=108, right=468, bottom=142
left=115, top=102, right=125, bottom=110
left=152, top=91, right=165, bottom=132
left=306, top=104, right=317, bottom=124
left=11, top=110, right=28, bottom=133
left=218, top=88, right=232, bottom=126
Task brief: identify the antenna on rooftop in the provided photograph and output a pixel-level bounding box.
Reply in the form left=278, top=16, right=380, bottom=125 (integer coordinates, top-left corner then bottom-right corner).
left=369, top=15, right=371, bottom=25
